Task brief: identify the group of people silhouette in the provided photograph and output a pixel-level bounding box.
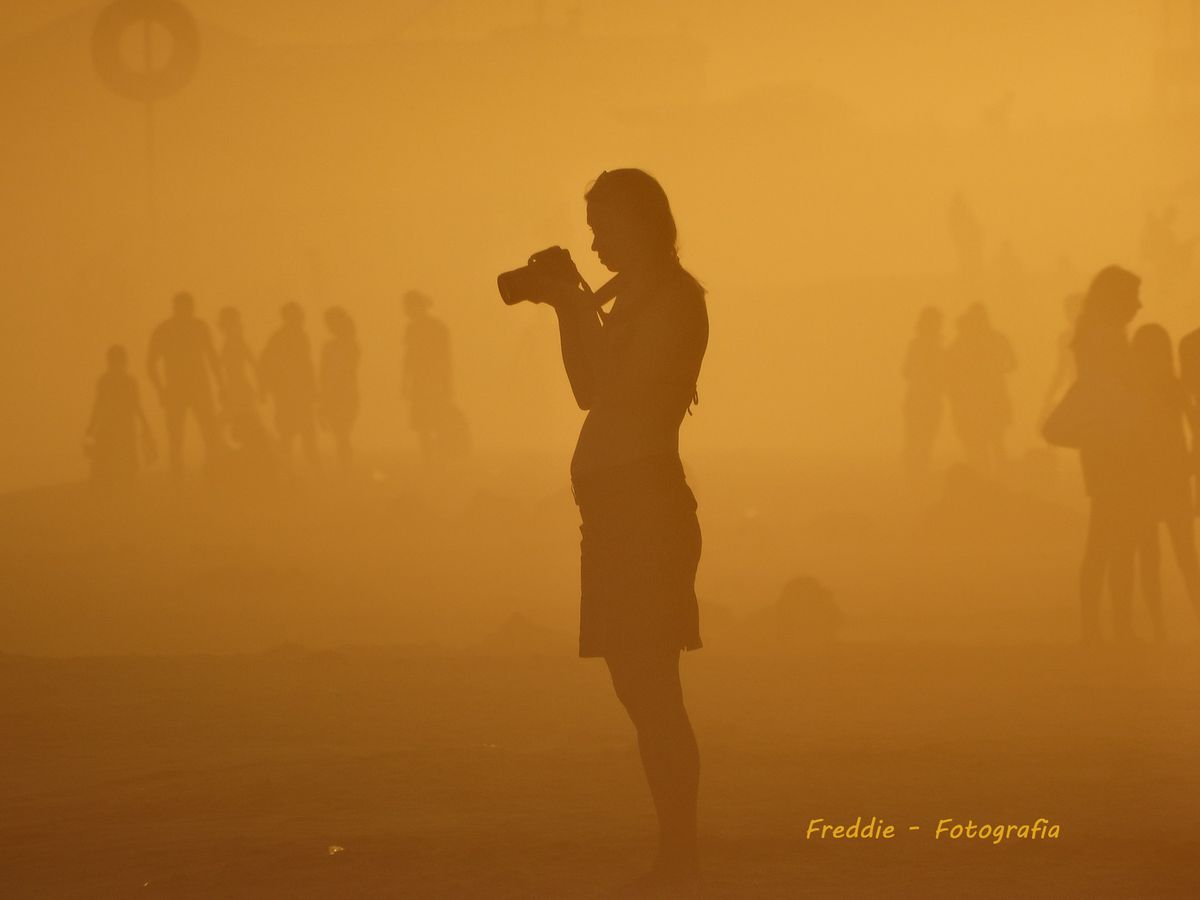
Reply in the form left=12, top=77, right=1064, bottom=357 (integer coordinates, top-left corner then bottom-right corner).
left=905, top=265, right=1200, bottom=644
left=76, top=162, right=1200, bottom=897
left=85, top=288, right=468, bottom=487
left=903, top=302, right=1017, bottom=478
left=1049, top=266, right=1200, bottom=644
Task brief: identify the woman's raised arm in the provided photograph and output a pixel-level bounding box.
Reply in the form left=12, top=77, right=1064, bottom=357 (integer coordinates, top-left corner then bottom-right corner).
left=553, top=288, right=604, bottom=410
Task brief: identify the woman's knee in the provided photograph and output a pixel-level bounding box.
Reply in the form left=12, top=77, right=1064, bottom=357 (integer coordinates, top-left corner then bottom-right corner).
left=606, top=652, right=684, bottom=724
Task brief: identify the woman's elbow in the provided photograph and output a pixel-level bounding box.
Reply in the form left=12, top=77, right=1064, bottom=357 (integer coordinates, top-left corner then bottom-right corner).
left=569, top=384, right=593, bottom=410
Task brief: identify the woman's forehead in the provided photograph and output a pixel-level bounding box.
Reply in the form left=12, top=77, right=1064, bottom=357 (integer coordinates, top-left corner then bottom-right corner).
left=586, top=200, right=625, bottom=227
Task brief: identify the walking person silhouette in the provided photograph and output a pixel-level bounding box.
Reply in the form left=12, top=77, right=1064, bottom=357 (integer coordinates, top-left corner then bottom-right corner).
left=319, top=306, right=360, bottom=473
left=146, top=291, right=224, bottom=481
left=216, top=306, right=277, bottom=485
left=85, top=344, right=155, bottom=487
left=216, top=306, right=261, bottom=431
left=533, top=169, right=708, bottom=895
left=902, top=305, right=945, bottom=479
left=401, top=290, right=470, bottom=461
left=259, top=302, right=320, bottom=470
left=1130, top=323, right=1200, bottom=639
left=1039, top=292, right=1084, bottom=426
left=944, top=303, right=1016, bottom=478
left=1070, top=267, right=1144, bottom=644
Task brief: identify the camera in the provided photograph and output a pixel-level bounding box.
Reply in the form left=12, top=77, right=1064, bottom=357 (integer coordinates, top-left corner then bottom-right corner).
left=497, top=246, right=582, bottom=305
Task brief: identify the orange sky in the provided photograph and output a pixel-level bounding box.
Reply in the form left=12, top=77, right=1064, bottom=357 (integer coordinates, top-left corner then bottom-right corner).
left=2, top=1, right=1198, bottom=491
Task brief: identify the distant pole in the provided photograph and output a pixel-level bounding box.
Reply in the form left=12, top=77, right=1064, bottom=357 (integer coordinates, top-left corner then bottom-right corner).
left=143, top=18, right=157, bottom=228
left=92, top=0, right=199, bottom=237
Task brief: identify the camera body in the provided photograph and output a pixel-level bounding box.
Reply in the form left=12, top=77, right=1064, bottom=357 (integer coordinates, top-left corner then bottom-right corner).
left=497, top=246, right=581, bottom=305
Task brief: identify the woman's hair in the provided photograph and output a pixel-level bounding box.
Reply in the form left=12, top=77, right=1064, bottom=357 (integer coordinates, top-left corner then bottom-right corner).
left=1080, top=265, right=1140, bottom=322
left=584, top=168, right=678, bottom=262
left=1072, top=265, right=1140, bottom=347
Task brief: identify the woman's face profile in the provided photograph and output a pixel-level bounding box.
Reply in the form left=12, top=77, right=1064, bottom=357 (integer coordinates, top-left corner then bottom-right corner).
left=587, top=200, right=642, bottom=274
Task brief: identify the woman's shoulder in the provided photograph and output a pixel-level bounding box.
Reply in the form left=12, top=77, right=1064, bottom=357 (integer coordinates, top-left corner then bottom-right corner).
left=670, top=265, right=705, bottom=299
left=656, top=265, right=706, bottom=318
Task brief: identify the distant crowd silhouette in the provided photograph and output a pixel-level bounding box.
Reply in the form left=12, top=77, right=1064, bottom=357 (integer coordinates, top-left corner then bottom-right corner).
left=75, top=171, right=1200, bottom=900
left=1051, top=267, right=1200, bottom=644
left=85, top=288, right=469, bottom=487
left=904, top=264, right=1200, bottom=644
left=902, top=302, right=1017, bottom=479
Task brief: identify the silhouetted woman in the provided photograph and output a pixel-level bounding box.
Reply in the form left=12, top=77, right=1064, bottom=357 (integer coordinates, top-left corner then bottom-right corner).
left=1073, top=266, right=1142, bottom=644
left=319, top=306, right=360, bottom=472
left=85, top=345, right=154, bottom=486
left=1130, top=323, right=1200, bottom=639
left=547, top=169, right=707, bottom=893
left=902, top=305, right=945, bottom=478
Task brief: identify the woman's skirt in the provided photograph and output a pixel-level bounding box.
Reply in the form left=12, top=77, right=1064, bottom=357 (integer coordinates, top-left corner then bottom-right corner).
left=573, top=455, right=702, bottom=659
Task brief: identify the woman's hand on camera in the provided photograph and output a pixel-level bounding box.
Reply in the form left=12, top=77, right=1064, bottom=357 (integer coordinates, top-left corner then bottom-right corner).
left=545, top=279, right=588, bottom=311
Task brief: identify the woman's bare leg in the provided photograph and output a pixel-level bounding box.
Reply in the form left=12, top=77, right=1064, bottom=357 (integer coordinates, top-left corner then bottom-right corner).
left=605, top=649, right=699, bottom=882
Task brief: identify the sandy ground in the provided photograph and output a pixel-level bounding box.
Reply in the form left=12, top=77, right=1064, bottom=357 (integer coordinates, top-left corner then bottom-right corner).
left=1, top=646, right=1198, bottom=898
left=2, top=453, right=1199, bottom=897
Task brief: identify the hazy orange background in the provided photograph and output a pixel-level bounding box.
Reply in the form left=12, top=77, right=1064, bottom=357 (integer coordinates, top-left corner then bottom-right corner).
left=5, top=9, right=1200, bottom=898
left=4, top=1, right=1197, bottom=492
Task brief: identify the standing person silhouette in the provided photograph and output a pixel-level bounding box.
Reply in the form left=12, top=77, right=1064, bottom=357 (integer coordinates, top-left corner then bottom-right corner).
left=259, top=302, right=320, bottom=470
left=401, top=290, right=470, bottom=460
left=1039, top=292, right=1084, bottom=427
left=86, top=345, right=155, bottom=486
left=216, top=306, right=262, bottom=435
left=1130, top=323, right=1200, bottom=639
left=1072, top=266, right=1143, bottom=644
left=216, top=306, right=277, bottom=484
left=544, top=169, right=707, bottom=894
left=319, top=306, right=360, bottom=472
left=902, top=306, right=945, bottom=479
left=146, top=291, right=224, bottom=481
left=944, top=303, right=1016, bottom=477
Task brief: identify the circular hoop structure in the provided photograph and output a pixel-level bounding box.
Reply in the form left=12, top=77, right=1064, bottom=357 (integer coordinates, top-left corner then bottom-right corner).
left=92, top=0, right=199, bottom=103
